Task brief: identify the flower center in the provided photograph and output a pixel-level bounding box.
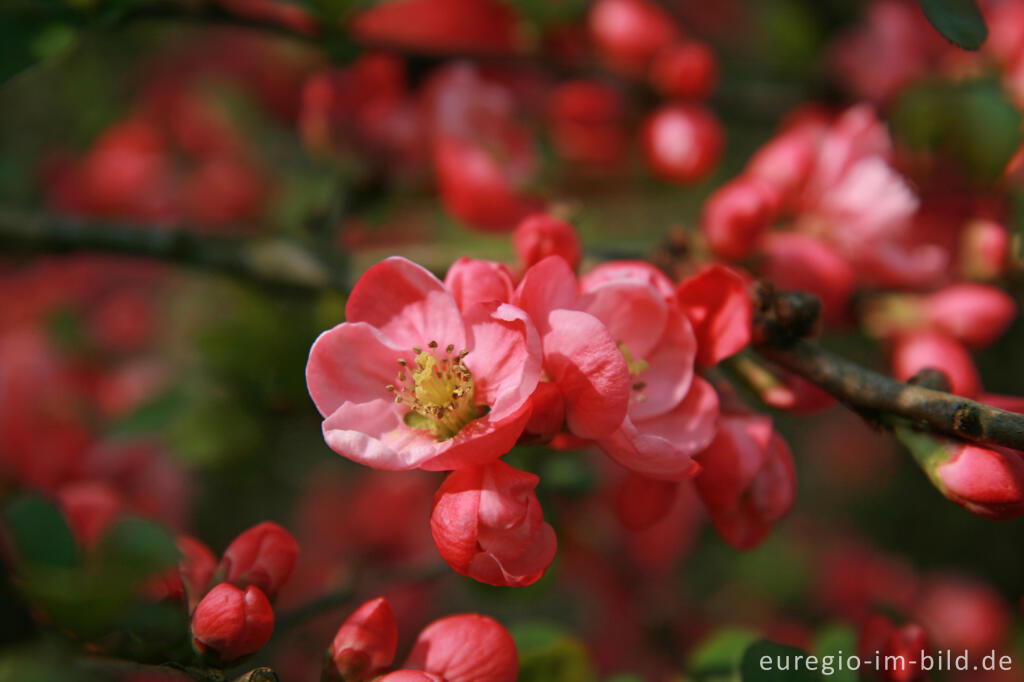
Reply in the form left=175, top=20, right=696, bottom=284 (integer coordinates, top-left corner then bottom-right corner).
left=618, top=342, right=649, bottom=403
left=387, top=341, right=482, bottom=441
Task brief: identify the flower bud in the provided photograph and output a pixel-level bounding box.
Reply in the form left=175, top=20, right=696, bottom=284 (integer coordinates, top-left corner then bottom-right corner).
left=694, top=414, right=796, bottom=550
left=430, top=461, right=556, bottom=587
left=147, top=535, right=218, bottom=611
left=56, top=480, right=123, bottom=549
left=676, top=265, right=753, bottom=367
left=404, top=614, right=518, bottom=682
left=641, top=104, right=723, bottom=184
left=589, top=0, right=680, bottom=76
left=890, top=331, right=980, bottom=398
left=444, top=257, right=515, bottom=311
left=546, top=81, right=627, bottom=166
left=858, top=614, right=929, bottom=682
left=191, top=583, right=274, bottom=663
left=649, top=40, right=717, bottom=99
left=513, top=213, right=582, bottom=272
left=218, top=521, right=299, bottom=600
left=329, top=597, right=398, bottom=681
left=914, top=576, right=1010, bottom=654
left=701, top=175, right=780, bottom=260
left=896, top=425, right=1024, bottom=520
left=920, top=283, right=1016, bottom=348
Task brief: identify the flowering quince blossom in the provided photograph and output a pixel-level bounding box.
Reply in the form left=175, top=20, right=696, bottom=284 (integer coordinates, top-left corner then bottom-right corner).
left=329, top=600, right=518, bottom=682
left=431, top=460, right=556, bottom=586
left=578, top=261, right=720, bottom=480
left=191, top=583, right=275, bottom=663
left=694, top=412, right=796, bottom=550
left=306, top=256, right=542, bottom=471
left=215, top=520, right=299, bottom=600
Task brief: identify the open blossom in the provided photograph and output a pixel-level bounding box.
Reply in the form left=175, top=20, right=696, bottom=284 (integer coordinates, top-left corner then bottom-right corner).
left=513, top=256, right=631, bottom=440
left=694, top=413, right=796, bottom=550
left=431, top=460, right=556, bottom=587
left=580, top=262, right=719, bottom=480
left=306, top=257, right=542, bottom=471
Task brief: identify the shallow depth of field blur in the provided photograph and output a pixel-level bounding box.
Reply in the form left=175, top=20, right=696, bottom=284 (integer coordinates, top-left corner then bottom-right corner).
left=4, top=0, right=1024, bottom=681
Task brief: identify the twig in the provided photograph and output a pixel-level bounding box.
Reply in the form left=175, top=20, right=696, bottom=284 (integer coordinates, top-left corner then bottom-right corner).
left=752, top=286, right=1024, bottom=452
left=0, top=208, right=348, bottom=294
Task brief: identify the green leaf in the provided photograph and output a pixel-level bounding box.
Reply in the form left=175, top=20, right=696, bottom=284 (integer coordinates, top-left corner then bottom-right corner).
left=96, top=517, right=181, bottom=584
left=740, top=640, right=823, bottom=682
left=3, top=495, right=77, bottom=569
left=688, top=627, right=758, bottom=679
left=917, top=0, right=988, bottom=50
left=513, top=623, right=597, bottom=682
left=813, top=626, right=858, bottom=682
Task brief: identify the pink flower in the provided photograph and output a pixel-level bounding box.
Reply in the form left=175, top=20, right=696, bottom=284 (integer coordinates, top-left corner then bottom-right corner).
left=431, top=460, right=556, bottom=587
left=513, top=256, right=631, bottom=439
left=676, top=264, right=753, bottom=367
left=758, top=232, right=856, bottom=324
left=191, top=583, right=274, bottom=663
left=217, top=521, right=299, bottom=601
left=330, top=597, right=398, bottom=680
left=702, top=175, right=780, bottom=260
left=920, top=284, right=1016, bottom=348
left=579, top=269, right=719, bottom=479
left=306, top=257, right=542, bottom=471
left=403, top=613, right=519, bottom=682
left=694, top=414, right=796, bottom=550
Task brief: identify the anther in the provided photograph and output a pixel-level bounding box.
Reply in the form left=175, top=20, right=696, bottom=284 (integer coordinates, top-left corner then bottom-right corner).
left=428, top=340, right=438, bottom=349
left=446, top=344, right=455, bottom=354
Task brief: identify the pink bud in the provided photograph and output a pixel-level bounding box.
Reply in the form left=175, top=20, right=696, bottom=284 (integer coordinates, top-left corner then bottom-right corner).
left=191, top=583, right=274, bottom=663
left=56, top=480, right=123, bottom=549
left=649, top=40, right=718, bottom=99
left=701, top=175, right=780, bottom=260
left=920, top=283, right=1016, bottom=348
left=430, top=461, right=557, bottom=587
left=676, top=264, right=753, bottom=366
left=444, top=257, right=515, bottom=311
left=546, top=80, right=627, bottom=166
left=759, top=232, right=856, bottom=324
left=890, top=331, right=981, bottom=398
left=694, top=414, right=796, bottom=550
left=404, top=614, right=518, bottom=682
left=513, top=213, right=583, bottom=272
left=218, top=521, right=299, bottom=600
left=330, top=597, right=398, bottom=680
left=914, top=576, right=1010, bottom=654
left=641, top=104, right=723, bottom=184
left=934, top=443, right=1024, bottom=520
left=959, top=219, right=1010, bottom=281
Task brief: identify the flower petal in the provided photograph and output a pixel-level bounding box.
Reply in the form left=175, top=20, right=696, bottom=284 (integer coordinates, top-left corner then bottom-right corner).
left=306, top=322, right=406, bottom=417
left=578, top=280, right=667, bottom=358
left=346, top=256, right=466, bottom=351
left=463, top=302, right=541, bottom=419
left=513, top=255, right=579, bottom=335
left=630, top=305, right=697, bottom=421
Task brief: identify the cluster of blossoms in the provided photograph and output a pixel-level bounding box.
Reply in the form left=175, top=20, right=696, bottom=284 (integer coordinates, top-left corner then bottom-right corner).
left=307, top=212, right=797, bottom=587
left=152, top=521, right=299, bottom=664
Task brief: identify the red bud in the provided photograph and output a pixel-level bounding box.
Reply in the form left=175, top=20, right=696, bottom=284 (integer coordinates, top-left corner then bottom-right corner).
left=219, top=521, right=299, bottom=600
left=191, top=583, right=274, bottom=663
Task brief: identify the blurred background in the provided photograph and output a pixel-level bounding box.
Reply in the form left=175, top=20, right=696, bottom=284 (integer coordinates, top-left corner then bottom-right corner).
left=2, top=0, right=1024, bottom=680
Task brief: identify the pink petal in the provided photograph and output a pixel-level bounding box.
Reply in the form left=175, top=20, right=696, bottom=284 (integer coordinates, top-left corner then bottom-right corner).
left=542, top=309, right=630, bottom=439
left=417, top=401, right=533, bottom=471
left=513, top=255, right=579, bottom=335
left=579, top=260, right=677, bottom=300
left=346, top=256, right=466, bottom=351
left=676, top=264, right=752, bottom=366
left=463, top=302, right=541, bottom=418
left=578, top=280, right=668, bottom=358
left=405, top=614, right=519, bottom=682
left=599, top=376, right=719, bottom=479
left=306, top=322, right=406, bottom=417
left=629, top=305, right=696, bottom=421
left=322, top=400, right=421, bottom=470
left=444, top=257, right=515, bottom=311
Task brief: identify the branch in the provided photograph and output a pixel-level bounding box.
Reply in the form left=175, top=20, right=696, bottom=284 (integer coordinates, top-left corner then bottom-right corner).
left=0, top=208, right=348, bottom=294
left=752, top=286, right=1024, bottom=452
